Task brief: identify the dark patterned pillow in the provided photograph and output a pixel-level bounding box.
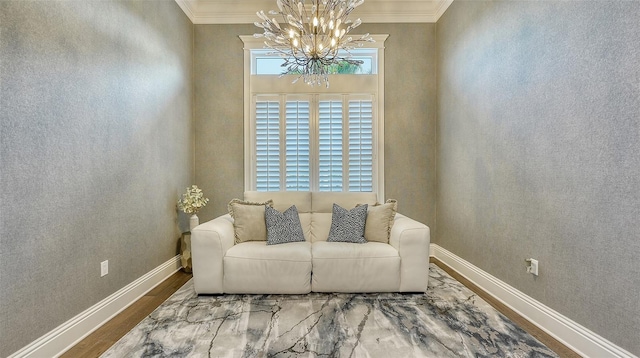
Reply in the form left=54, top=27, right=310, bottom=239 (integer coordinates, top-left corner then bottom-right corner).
left=326, top=203, right=368, bottom=243
left=265, top=205, right=306, bottom=245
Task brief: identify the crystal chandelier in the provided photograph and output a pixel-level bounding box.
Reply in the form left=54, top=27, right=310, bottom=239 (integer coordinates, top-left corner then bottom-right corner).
left=254, top=0, right=374, bottom=87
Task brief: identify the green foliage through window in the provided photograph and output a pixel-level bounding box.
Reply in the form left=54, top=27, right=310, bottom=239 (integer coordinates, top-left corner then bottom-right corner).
left=286, top=61, right=369, bottom=75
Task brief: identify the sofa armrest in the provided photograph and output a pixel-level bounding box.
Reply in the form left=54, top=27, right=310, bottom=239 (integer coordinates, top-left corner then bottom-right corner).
left=191, top=214, right=235, bottom=294
left=389, top=214, right=431, bottom=292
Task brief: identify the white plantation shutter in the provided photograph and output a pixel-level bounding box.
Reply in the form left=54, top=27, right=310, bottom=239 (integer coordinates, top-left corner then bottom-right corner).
left=252, top=94, right=377, bottom=193
left=285, top=100, right=311, bottom=191
left=255, top=100, right=280, bottom=191
left=318, top=100, right=343, bottom=191
left=348, top=99, right=373, bottom=191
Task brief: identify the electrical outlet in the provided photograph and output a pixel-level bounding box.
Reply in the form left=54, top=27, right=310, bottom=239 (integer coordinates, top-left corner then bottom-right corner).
left=101, top=260, right=109, bottom=277
left=526, top=258, right=539, bottom=276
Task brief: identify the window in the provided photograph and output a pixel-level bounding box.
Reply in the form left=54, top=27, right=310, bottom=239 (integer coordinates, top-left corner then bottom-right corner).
left=253, top=94, right=374, bottom=192
left=252, top=48, right=377, bottom=75
left=241, top=35, right=388, bottom=198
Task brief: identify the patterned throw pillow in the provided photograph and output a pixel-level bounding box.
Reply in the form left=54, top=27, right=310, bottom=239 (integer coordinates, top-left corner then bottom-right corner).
left=326, top=203, right=368, bottom=243
left=228, top=198, right=273, bottom=244
left=265, top=205, right=306, bottom=245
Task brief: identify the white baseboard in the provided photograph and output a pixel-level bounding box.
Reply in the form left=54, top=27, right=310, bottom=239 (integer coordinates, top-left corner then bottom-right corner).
left=9, top=255, right=182, bottom=358
left=10, top=248, right=636, bottom=358
left=430, top=244, right=636, bottom=358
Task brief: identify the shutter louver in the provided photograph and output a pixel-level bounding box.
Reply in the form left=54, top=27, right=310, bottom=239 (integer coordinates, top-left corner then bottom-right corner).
left=285, top=101, right=311, bottom=191
left=318, top=100, right=343, bottom=191
left=255, top=100, right=280, bottom=191
left=348, top=100, right=373, bottom=192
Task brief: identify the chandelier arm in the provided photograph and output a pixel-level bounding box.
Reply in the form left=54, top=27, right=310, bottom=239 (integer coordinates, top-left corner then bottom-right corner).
left=319, top=1, right=332, bottom=24
left=300, top=2, right=310, bottom=35
left=267, top=45, right=293, bottom=58
left=281, top=1, right=300, bottom=27
left=278, top=12, right=289, bottom=32
left=281, top=0, right=296, bottom=15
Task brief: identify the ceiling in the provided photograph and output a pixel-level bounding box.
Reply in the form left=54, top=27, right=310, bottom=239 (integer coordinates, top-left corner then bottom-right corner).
left=174, top=0, right=454, bottom=24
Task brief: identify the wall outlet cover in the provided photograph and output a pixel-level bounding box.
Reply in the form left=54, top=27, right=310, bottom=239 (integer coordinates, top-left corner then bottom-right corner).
left=101, top=260, right=109, bottom=277
left=527, top=258, right=539, bottom=276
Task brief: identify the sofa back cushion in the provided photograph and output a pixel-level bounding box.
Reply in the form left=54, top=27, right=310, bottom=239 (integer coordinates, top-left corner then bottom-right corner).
left=311, top=192, right=377, bottom=213
left=245, top=191, right=312, bottom=212
left=243, top=191, right=378, bottom=243
left=312, top=192, right=376, bottom=242
left=245, top=191, right=312, bottom=242
left=311, top=213, right=332, bottom=242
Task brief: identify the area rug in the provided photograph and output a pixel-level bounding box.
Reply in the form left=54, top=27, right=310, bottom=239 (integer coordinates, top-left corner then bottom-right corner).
left=101, top=264, right=557, bottom=357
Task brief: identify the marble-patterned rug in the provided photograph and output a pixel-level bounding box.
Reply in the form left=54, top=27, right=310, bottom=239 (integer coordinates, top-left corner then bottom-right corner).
left=102, top=264, right=557, bottom=357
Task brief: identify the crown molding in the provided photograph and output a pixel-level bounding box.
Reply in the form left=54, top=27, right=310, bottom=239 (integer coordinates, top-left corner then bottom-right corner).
left=175, top=0, right=454, bottom=24
left=174, top=0, right=196, bottom=23
left=434, top=0, right=454, bottom=21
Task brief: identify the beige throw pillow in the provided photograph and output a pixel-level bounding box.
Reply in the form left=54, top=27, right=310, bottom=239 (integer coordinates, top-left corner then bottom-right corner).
left=363, top=199, right=397, bottom=243
left=228, top=199, right=273, bottom=244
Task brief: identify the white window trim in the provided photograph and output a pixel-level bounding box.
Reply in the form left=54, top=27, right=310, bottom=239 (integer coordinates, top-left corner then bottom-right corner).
left=241, top=34, right=388, bottom=200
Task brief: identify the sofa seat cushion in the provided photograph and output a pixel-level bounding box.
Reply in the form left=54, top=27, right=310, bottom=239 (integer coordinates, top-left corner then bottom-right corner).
left=311, top=242, right=400, bottom=292
left=311, top=192, right=377, bottom=213
left=223, top=241, right=312, bottom=294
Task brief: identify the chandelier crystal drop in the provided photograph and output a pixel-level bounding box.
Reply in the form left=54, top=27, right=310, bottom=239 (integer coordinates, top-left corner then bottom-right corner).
left=254, top=0, right=374, bottom=87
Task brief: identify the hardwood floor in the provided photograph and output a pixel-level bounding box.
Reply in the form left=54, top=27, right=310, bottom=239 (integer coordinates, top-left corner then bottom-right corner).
left=61, top=270, right=192, bottom=358
left=431, top=258, right=581, bottom=358
left=62, top=262, right=579, bottom=358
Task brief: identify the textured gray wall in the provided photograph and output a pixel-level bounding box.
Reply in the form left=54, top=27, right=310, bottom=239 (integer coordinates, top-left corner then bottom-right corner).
left=437, top=1, right=640, bottom=354
left=194, top=24, right=254, bottom=224
left=195, top=23, right=437, bottom=232
left=0, top=1, right=193, bottom=356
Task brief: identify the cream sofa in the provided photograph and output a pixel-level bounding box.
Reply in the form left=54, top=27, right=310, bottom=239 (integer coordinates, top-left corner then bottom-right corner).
left=191, top=191, right=430, bottom=294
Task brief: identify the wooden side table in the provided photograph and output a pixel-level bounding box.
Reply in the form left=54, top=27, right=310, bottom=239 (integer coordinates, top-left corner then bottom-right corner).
left=180, top=232, right=192, bottom=273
